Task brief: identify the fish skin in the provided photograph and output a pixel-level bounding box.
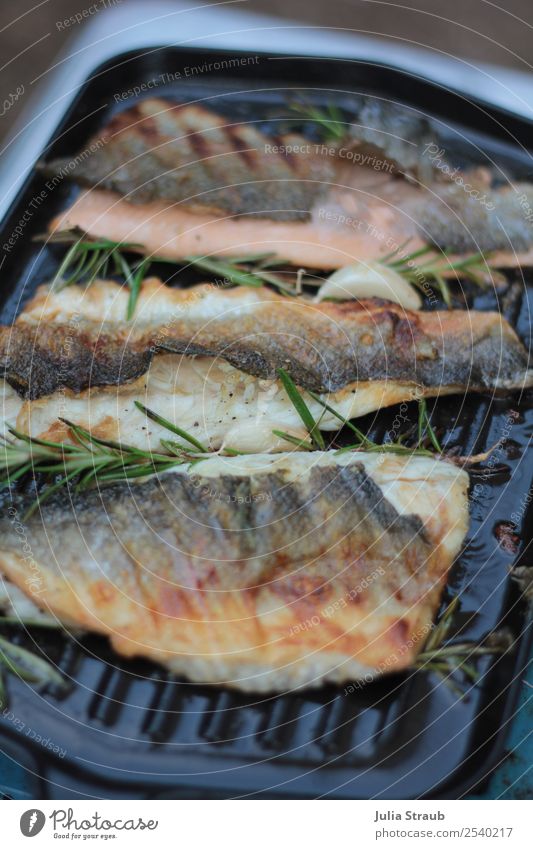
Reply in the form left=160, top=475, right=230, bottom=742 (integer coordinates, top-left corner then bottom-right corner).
left=417, top=182, right=533, bottom=254
left=0, top=323, right=152, bottom=398
left=0, top=451, right=469, bottom=691
left=45, top=99, right=533, bottom=265
left=44, top=98, right=439, bottom=209
left=1, top=279, right=531, bottom=399
left=42, top=99, right=334, bottom=221
left=343, top=98, right=437, bottom=182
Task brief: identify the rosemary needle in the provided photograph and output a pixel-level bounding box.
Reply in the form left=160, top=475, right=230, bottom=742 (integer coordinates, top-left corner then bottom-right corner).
left=413, top=597, right=510, bottom=694
left=383, top=246, right=493, bottom=307
left=275, top=369, right=442, bottom=457
left=42, top=230, right=303, bottom=312
left=134, top=401, right=207, bottom=453
left=0, top=634, right=67, bottom=709
left=276, top=368, right=326, bottom=450
left=288, top=101, right=346, bottom=142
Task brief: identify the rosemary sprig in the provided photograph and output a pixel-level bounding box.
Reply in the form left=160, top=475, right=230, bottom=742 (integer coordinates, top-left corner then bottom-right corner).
left=274, top=368, right=442, bottom=457
left=277, top=368, right=326, bottom=449
left=43, top=229, right=148, bottom=319
left=134, top=401, right=207, bottom=453
left=288, top=101, right=346, bottom=142
left=414, top=597, right=511, bottom=694
left=0, top=394, right=258, bottom=517
left=43, top=230, right=306, bottom=309
left=0, top=415, right=202, bottom=517
left=311, top=390, right=441, bottom=455
left=182, top=253, right=299, bottom=294
left=0, top=634, right=67, bottom=709
left=383, top=245, right=494, bottom=307
left=417, top=398, right=443, bottom=453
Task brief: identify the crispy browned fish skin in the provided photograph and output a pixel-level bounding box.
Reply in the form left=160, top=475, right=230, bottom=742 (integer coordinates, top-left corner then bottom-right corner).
left=44, top=99, right=333, bottom=221
left=0, top=280, right=530, bottom=399
left=1, top=280, right=530, bottom=399
left=0, top=452, right=469, bottom=691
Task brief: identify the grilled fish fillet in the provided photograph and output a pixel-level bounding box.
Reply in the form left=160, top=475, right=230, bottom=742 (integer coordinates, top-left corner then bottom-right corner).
left=47, top=98, right=533, bottom=267
left=45, top=100, right=334, bottom=220
left=0, top=451, right=469, bottom=691
left=1, top=279, right=531, bottom=401
left=45, top=98, right=438, bottom=206
left=0, top=364, right=453, bottom=453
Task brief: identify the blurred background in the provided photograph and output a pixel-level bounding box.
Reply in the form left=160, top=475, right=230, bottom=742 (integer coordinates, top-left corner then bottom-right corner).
left=1, top=0, right=533, bottom=144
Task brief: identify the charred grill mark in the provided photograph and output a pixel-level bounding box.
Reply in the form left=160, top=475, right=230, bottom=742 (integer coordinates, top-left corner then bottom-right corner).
left=42, top=99, right=331, bottom=220
left=135, top=120, right=161, bottom=145
left=273, top=134, right=296, bottom=168
left=226, top=126, right=257, bottom=169
left=107, top=103, right=147, bottom=135
left=188, top=128, right=211, bottom=163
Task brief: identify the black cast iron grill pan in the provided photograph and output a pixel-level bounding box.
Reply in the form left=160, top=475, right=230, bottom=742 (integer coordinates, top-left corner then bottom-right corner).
left=0, top=46, right=532, bottom=800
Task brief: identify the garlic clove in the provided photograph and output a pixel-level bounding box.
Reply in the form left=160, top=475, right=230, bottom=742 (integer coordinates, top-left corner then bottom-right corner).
left=314, top=261, right=422, bottom=310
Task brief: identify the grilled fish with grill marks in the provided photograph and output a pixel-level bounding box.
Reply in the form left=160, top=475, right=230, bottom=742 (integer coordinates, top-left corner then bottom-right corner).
left=0, top=451, right=469, bottom=691
left=45, top=100, right=334, bottom=221
left=47, top=98, right=533, bottom=267
left=1, top=279, right=531, bottom=401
